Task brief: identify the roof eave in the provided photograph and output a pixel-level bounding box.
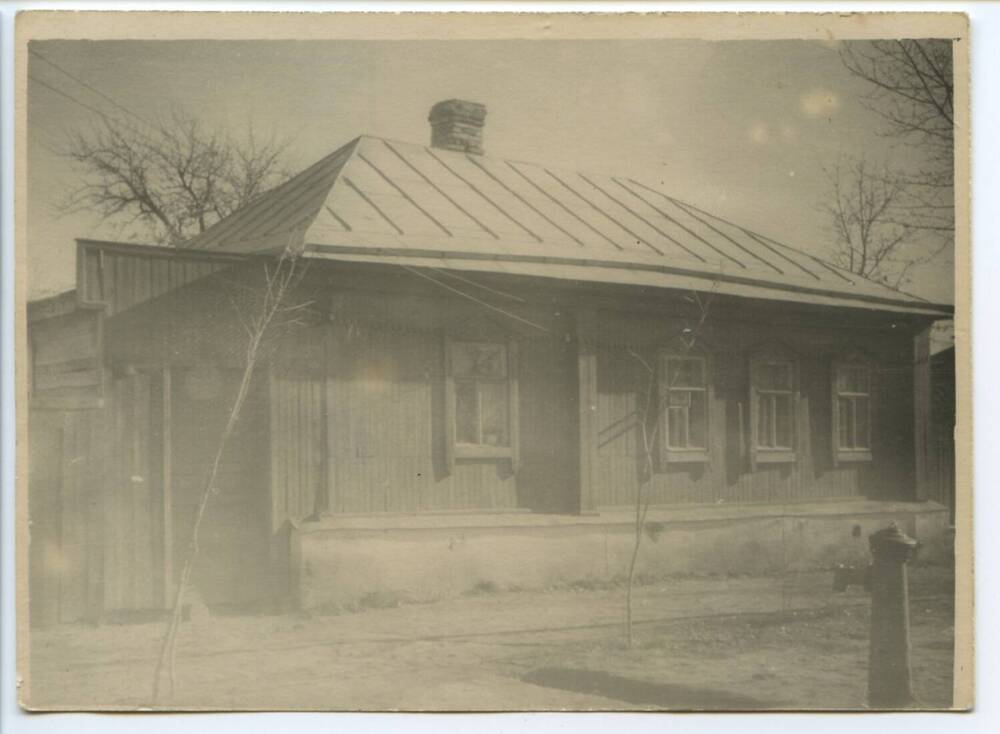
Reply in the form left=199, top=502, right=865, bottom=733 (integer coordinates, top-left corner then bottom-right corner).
left=301, top=243, right=954, bottom=318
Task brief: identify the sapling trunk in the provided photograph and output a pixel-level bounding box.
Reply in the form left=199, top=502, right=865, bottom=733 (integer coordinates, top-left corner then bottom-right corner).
left=151, top=251, right=303, bottom=703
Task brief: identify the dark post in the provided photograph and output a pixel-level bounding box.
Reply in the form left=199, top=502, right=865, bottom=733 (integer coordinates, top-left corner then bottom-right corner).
left=867, top=523, right=919, bottom=708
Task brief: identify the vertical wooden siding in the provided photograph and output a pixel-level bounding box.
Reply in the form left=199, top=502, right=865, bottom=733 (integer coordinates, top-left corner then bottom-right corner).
left=78, top=242, right=232, bottom=316
left=29, top=372, right=167, bottom=624
left=28, top=411, right=63, bottom=625
left=171, top=366, right=270, bottom=606
left=589, top=313, right=915, bottom=509
left=270, top=366, right=326, bottom=531
left=518, top=336, right=579, bottom=512
left=29, top=306, right=104, bottom=411
left=324, top=324, right=519, bottom=513
left=929, top=349, right=956, bottom=521
left=268, top=317, right=579, bottom=516
left=102, top=374, right=161, bottom=612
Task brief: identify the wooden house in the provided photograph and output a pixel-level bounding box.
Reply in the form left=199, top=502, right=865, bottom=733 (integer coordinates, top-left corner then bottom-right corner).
left=27, top=100, right=954, bottom=622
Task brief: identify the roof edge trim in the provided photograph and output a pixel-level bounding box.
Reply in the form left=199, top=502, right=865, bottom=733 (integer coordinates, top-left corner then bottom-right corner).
left=304, top=243, right=954, bottom=316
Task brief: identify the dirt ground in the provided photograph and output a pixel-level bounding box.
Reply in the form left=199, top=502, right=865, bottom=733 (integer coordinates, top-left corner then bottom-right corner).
left=23, top=565, right=955, bottom=712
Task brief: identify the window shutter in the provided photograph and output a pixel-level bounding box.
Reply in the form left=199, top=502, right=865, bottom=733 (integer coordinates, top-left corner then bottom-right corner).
left=657, top=353, right=669, bottom=470
left=792, top=360, right=801, bottom=455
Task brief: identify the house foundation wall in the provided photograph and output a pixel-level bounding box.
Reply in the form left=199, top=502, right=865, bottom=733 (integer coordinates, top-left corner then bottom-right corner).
left=289, top=499, right=950, bottom=610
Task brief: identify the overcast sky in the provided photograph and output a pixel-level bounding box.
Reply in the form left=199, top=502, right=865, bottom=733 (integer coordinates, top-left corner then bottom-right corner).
left=26, top=39, right=954, bottom=303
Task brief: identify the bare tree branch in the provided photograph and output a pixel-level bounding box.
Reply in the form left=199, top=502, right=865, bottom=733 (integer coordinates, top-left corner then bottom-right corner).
left=820, top=154, right=946, bottom=290
left=839, top=39, right=954, bottom=235
left=623, top=281, right=717, bottom=648
left=151, top=245, right=309, bottom=703
left=57, top=107, right=293, bottom=245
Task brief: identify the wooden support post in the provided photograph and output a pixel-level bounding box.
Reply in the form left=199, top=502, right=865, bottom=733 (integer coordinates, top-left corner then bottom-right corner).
left=576, top=311, right=598, bottom=514
left=443, top=332, right=456, bottom=476
left=868, top=523, right=918, bottom=708
left=161, top=365, right=174, bottom=608
left=914, top=326, right=932, bottom=501
left=324, top=323, right=337, bottom=513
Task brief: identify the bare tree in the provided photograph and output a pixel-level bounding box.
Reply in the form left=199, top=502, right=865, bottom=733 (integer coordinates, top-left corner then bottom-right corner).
left=821, top=155, right=945, bottom=289
left=151, top=245, right=310, bottom=704
left=623, top=287, right=715, bottom=648
left=61, top=109, right=292, bottom=245
left=839, top=39, right=954, bottom=235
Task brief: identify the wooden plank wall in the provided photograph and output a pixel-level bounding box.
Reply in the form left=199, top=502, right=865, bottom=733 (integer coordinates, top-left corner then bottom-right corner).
left=930, top=348, right=956, bottom=521
left=588, top=310, right=916, bottom=509
left=29, top=380, right=160, bottom=624
left=28, top=410, right=66, bottom=626
left=270, top=365, right=326, bottom=531
left=58, top=408, right=101, bottom=620
left=77, top=241, right=232, bottom=316
left=913, top=328, right=933, bottom=502
left=171, top=366, right=270, bottom=607
left=261, top=274, right=923, bottom=517
left=102, top=374, right=163, bottom=612
left=325, top=323, right=520, bottom=513
left=517, top=335, right=579, bottom=512
left=29, top=306, right=104, bottom=411
left=265, top=275, right=581, bottom=516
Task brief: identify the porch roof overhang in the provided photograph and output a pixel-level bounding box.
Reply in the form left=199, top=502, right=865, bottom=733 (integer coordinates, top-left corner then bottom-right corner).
left=67, top=237, right=953, bottom=322
left=301, top=244, right=955, bottom=319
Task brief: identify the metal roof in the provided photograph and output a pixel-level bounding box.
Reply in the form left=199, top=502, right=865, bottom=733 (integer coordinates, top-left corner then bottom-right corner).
left=184, top=135, right=951, bottom=316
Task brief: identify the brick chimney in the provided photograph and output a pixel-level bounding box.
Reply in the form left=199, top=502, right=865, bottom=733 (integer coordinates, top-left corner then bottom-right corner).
left=428, top=99, right=487, bottom=155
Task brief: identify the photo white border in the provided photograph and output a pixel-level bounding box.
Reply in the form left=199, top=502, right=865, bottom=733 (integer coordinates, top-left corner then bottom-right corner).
left=1, top=2, right=995, bottom=732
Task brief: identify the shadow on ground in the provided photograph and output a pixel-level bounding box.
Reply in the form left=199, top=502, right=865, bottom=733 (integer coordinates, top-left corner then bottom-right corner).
left=520, top=666, right=780, bottom=710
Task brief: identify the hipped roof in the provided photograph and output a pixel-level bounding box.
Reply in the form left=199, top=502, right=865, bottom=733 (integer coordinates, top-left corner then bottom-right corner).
left=176, top=134, right=950, bottom=316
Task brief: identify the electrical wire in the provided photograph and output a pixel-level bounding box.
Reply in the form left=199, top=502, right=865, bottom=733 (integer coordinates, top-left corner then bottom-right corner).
left=28, top=74, right=111, bottom=120
left=399, top=264, right=549, bottom=334
left=29, top=47, right=156, bottom=129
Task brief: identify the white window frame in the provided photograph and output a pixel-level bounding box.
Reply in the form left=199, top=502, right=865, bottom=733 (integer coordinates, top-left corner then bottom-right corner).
left=832, top=357, right=874, bottom=464
left=750, top=352, right=799, bottom=465
left=658, top=352, right=711, bottom=464
left=444, top=338, right=520, bottom=464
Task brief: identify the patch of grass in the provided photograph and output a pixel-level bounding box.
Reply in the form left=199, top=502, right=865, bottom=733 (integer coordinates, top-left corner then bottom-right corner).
left=312, top=601, right=348, bottom=617
left=465, top=580, right=500, bottom=596
left=312, top=590, right=411, bottom=615
left=358, top=590, right=406, bottom=610
left=568, top=577, right=611, bottom=592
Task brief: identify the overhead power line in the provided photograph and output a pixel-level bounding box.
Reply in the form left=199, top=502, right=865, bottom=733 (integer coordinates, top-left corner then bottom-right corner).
left=399, top=264, right=549, bottom=334
left=27, top=74, right=111, bottom=120
left=29, top=47, right=155, bottom=129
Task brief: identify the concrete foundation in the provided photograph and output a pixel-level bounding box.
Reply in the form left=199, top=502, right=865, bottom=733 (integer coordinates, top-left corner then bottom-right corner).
left=289, top=499, right=950, bottom=610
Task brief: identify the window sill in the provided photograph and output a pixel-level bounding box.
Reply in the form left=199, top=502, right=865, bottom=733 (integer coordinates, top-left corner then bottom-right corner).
left=454, top=444, right=513, bottom=460
left=836, top=450, right=873, bottom=463
left=664, top=449, right=710, bottom=464
left=755, top=450, right=797, bottom=464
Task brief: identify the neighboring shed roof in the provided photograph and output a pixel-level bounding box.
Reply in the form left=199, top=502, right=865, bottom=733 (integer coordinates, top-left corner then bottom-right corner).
left=164, top=134, right=949, bottom=316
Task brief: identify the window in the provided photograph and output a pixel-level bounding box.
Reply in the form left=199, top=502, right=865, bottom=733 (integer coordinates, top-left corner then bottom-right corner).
left=833, top=359, right=873, bottom=462
left=751, top=355, right=797, bottom=463
left=659, top=354, right=710, bottom=462
left=447, top=340, right=518, bottom=460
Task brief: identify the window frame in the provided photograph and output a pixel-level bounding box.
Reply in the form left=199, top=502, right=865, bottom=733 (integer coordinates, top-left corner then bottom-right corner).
left=831, top=355, right=874, bottom=464
left=444, top=337, right=520, bottom=465
left=749, top=351, right=799, bottom=465
left=658, top=351, right=712, bottom=464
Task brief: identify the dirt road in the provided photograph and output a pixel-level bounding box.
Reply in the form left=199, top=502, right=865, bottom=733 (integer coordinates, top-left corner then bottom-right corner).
left=24, top=566, right=955, bottom=711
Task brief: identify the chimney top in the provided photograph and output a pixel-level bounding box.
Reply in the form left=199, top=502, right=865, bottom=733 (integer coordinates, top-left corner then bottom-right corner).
left=428, top=99, right=487, bottom=155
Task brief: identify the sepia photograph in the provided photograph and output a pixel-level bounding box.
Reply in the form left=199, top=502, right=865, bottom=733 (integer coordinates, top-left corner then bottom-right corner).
left=13, top=11, right=970, bottom=713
